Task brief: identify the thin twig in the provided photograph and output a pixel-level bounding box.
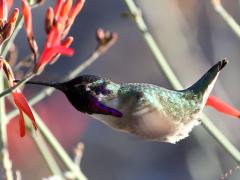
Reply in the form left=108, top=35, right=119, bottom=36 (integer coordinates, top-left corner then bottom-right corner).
left=123, top=0, right=240, bottom=163
left=211, top=0, right=240, bottom=39
left=63, top=143, right=85, bottom=180
left=74, top=143, right=84, bottom=166
left=0, top=72, right=35, bottom=99
left=0, top=73, right=14, bottom=180
left=32, top=111, right=87, bottom=180
left=31, top=131, right=63, bottom=176
left=15, top=170, right=22, bottom=180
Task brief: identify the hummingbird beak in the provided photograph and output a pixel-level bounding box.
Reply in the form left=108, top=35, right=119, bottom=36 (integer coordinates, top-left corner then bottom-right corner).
left=14, top=79, right=64, bottom=90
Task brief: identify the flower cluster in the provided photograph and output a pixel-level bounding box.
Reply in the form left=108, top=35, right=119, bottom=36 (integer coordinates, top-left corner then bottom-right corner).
left=0, top=0, right=85, bottom=137
left=21, top=0, right=85, bottom=74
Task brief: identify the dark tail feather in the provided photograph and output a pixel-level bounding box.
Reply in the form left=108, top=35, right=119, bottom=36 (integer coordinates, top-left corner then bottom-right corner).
left=14, top=80, right=63, bottom=90
left=185, top=59, right=228, bottom=94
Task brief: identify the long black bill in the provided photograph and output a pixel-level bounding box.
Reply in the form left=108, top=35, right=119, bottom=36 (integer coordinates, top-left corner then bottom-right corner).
left=14, top=80, right=63, bottom=90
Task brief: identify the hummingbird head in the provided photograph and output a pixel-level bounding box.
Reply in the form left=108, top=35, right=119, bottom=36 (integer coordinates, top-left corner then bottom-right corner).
left=60, top=75, right=123, bottom=117
left=63, top=75, right=112, bottom=95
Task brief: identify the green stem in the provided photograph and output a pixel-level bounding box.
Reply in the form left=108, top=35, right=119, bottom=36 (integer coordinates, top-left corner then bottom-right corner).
left=31, top=131, right=62, bottom=176
left=0, top=73, right=35, bottom=99
left=0, top=73, right=13, bottom=180
left=212, top=1, right=240, bottom=39
left=123, top=0, right=240, bottom=163
left=32, top=111, right=87, bottom=180
left=124, top=0, right=182, bottom=89
left=68, top=51, right=100, bottom=79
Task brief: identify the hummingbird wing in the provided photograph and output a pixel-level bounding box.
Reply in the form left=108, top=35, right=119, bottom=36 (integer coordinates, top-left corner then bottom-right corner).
left=120, top=89, right=176, bottom=141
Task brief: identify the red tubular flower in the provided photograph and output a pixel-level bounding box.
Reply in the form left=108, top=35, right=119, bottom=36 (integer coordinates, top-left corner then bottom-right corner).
left=1, top=59, right=37, bottom=137
left=45, top=7, right=54, bottom=34
left=0, top=0, right=8, bottom=20
left=25, top=0, right=84, bottom=74
left=21, top=0, right=85, bottom=74
left=12, top=89, right=37, bottom=137
left=206, top=95, right=240, bottom=118
left=8, top=8, right=18, bottom=24
left=67, top=0, right=85, bottom=27
left=33, top=25, right=74, bottom=72
left=54, top=0, right=65, bottom=20
left=50, top=36, right=74, bottom=64
left=0, top=0, right=19, bottom=46
left=35, top=44, right=74, bottom=71
left=60, top=0, right=72, bottom=19
left=22, top=0, right=38, bottom=61
left=22, top=0, right=32, bottom=38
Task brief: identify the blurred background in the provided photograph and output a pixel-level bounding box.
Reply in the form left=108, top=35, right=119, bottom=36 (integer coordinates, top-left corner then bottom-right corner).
left=5, top=0, right=240, bottom=179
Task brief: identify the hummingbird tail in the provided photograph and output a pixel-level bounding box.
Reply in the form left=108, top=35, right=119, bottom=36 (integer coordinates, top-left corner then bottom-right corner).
left=206, top=95, right=240, bottom=119
left=186, top=59, right=228, bottom=94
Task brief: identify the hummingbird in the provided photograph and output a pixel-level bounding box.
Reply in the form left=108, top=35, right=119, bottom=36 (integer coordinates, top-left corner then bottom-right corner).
left=20, top=59, right=240, bottom=143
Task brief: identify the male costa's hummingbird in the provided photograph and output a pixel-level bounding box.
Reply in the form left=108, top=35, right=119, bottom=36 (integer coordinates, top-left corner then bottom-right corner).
left=21, top=59, right=240, bottom=143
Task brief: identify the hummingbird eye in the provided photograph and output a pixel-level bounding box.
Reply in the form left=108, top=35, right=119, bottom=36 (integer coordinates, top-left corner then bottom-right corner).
left=93, top=84, right=111, bottom=95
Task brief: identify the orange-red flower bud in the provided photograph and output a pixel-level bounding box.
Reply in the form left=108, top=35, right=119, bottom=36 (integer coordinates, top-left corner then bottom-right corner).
left=54, top=0, right=65, bottom=20
left=95, top=28, right=118, bottom=54
left=62, top=36, right=73, bottom=47
left=60, top=0, right=72, bottom=20
left=45, top=7, right=54, bottom=34
left=0, top=0, right=8, bottom=21
left=68, top=0, right=85, bottom=25
left=8, top=8, right=19, bottom=25
left=49, top=36, right=74, bottom=64
left=22, top=0, right=32, bottom=38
